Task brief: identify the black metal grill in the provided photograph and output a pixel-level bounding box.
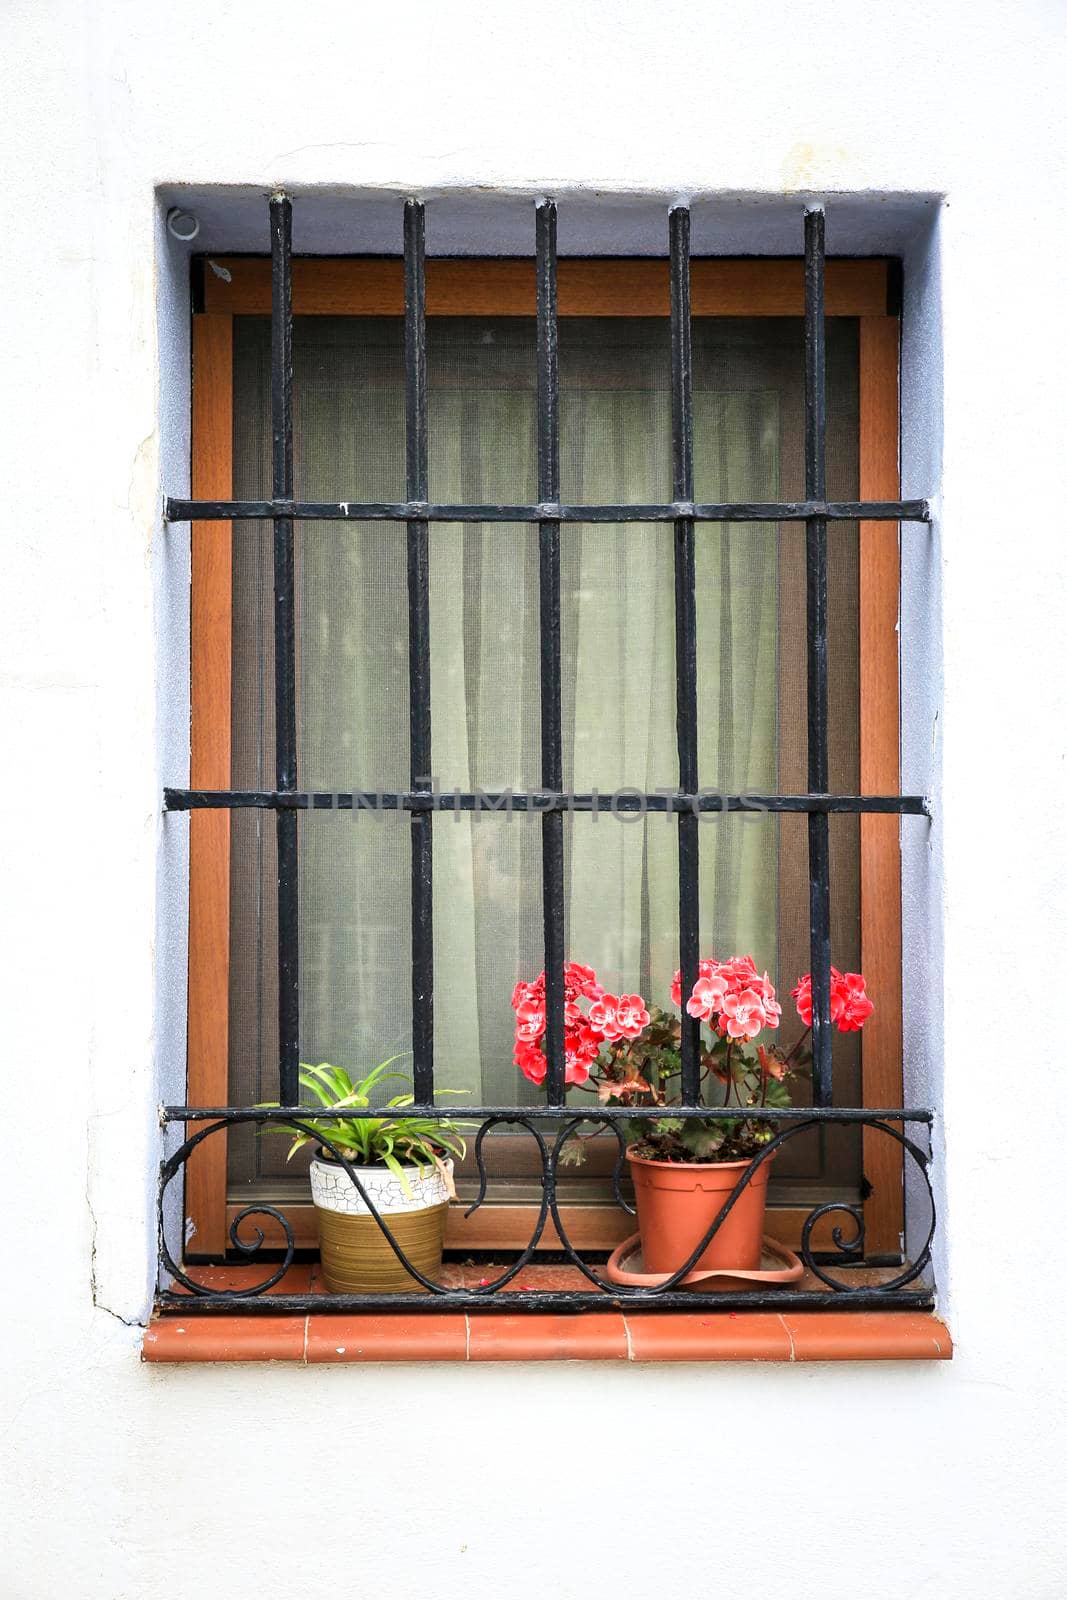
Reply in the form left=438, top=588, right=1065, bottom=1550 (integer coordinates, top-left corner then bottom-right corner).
left=160, top=193, right=936, bottom=1315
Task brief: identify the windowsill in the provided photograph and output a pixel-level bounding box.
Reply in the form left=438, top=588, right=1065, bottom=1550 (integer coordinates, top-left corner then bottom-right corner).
left=142, top=1263, right=952, bottom=1364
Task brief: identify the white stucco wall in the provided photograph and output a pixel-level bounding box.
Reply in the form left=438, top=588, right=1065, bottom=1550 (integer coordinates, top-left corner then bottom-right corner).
left=2, top=2, right=1065, bottom=1596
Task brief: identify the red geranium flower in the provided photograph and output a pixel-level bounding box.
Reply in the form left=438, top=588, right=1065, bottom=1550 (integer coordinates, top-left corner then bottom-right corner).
left=792, top=968, right=873, bottom=1031
left=512, top=963, right=650, bottom=1085
left=685, top=971, right=729, bottom=1021
left=675, top=955, right=782, bottom=1041
left=719, top=986, right=771, bottom=1042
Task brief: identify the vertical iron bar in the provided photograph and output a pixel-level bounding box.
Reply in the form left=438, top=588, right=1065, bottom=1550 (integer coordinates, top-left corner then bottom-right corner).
left=536, top=200, right=566, bottom=1105
left=270, top=193, right=300, bottom=1104
left=404, top=199, right=434, bottom=1104
left=670, top=206, right=701, bottom=1105
left=804, top=206, right=832, bottom=1106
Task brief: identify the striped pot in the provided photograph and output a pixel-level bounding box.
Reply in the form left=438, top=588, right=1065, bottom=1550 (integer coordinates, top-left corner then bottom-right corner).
left=309, top=1151, right=451, bottom=1294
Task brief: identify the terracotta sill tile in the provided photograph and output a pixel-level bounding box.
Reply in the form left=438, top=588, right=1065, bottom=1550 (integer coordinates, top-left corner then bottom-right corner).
left=625, top=1311, right=795, bottom=1363
left=306, top=1313, right=468, bottom=1363
left=142, top=1309, right=951, bottom=1363
left=467, top=1312, right=628, bottom=1361
left=305, top=1262, right=467, bottom=1293
left=457, top=1264, right=591, bottom=1293
left=779, top=1311, right=953, bottom=1361
left=495, top=1265, right=591, bottom=1293
left=167, top=1263, right=314, bottom=1296
left=142, top=1314, right=306, bottom=1364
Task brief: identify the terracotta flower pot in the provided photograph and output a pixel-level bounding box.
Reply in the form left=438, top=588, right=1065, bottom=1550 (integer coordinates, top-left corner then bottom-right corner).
left=627, top=1148, right=774, bottom=1274
left=309, top=1151, right=451, bottom=1294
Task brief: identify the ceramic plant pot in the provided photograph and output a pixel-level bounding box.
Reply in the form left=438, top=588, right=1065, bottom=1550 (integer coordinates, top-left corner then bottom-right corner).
left=626, top=1148, right=774, bottom=1274
left=309, top=1151, right=452, bottom=1294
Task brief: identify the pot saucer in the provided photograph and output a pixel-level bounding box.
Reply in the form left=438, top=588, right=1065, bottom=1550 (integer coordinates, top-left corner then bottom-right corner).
left=604, top=1233, right=804, bottom=1289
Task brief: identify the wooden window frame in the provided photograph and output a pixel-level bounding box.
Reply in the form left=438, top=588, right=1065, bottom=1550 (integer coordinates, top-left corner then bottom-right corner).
left=185, top=255, right=902, bottom=1261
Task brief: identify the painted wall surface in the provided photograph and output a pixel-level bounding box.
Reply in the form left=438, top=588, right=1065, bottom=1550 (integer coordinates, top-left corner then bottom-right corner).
left=1, top=2, right=1065, bottom=1596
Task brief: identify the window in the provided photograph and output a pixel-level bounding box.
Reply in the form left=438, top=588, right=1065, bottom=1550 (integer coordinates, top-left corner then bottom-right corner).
left=161, top=194, right=935, bottom=1313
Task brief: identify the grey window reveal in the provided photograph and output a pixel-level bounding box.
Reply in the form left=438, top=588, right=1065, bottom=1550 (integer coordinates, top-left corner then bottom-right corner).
left=161, top=196, right=936, bottom=1313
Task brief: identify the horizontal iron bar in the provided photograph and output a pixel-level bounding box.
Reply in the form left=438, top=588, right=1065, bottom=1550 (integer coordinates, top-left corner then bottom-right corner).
left=158, top=1288, right=934, bottom=1314
left=164, top=787, right=929, bottom=816
left=162, top=1104, right=933, bottom=1124
left=166, top=497, right=930, bottom=525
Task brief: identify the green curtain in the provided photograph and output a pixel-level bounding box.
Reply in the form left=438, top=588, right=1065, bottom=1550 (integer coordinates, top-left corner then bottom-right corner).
left=291, top=325, right=779, bottom=1103
left=694, top=393, right=779, bottom=963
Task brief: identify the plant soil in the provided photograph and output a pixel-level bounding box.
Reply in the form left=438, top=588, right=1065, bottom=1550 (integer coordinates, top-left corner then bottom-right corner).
left=629, top=1127, right=774, bottom=1164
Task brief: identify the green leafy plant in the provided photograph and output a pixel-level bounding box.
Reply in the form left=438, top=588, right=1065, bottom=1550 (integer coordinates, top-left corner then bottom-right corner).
left=260, top=1057, right=470, bottom=1196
